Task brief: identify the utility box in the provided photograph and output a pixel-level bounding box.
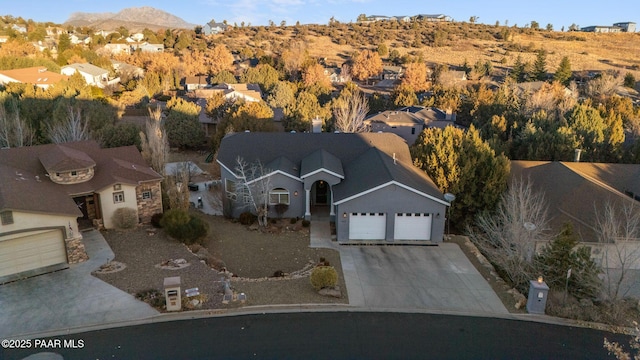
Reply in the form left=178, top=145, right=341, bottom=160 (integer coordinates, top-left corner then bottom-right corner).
left=164, top=276, right=182, bottom=311
left=526, top=278, right=549, bottom=314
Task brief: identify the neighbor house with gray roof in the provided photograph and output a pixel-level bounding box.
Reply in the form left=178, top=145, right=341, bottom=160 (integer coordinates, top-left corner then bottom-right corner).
left=365, top=106, right=456, bottom=144
left=61, top=63, right=120, bottom=88
left=0, top=141, right=162, bottom=283
left=217, top=132, right=449, bottom=243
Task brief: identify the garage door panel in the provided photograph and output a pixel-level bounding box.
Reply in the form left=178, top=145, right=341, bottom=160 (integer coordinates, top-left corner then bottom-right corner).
left=349, top=213, right=386, bottom=240
left=0, top=230, right=67, bottom=278
left=394, top=213, right=432, bottom=240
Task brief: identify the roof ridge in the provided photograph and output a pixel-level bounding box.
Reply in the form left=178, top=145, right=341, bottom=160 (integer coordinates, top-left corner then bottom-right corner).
left=560, top=162, right=631, bottom=201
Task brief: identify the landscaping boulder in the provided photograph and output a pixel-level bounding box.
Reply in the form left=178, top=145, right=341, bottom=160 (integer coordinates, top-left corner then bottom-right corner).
left=318, top=286, right=342, bottom=298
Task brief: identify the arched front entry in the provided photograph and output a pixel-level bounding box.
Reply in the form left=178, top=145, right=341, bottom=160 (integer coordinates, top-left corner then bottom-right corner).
left=304, top=179, right=337, bottom=220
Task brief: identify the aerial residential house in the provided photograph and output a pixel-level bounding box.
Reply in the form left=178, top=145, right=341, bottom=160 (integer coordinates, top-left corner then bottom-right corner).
left=0, top=36, right=9, bottom=44
left=45, top=26, right=66, bottom=37
left=130, top=32, right=145, bottom=42
left=133, top=42, right=164, bottom=53
left=203, top=20, right=229, bottom=35
left=102, top=43, right=132, bottom=55
left=580, top=25, right=622, bottom=33
left=381, top=65, right=404, bottom=80
left=390, top=16, right=412, bottom=22
left=324, top=67, right=348, bottom=84
left=365, top=106, right=457, bottom=144
left=217, top=132, right=449, bottom=243
left=111, top=60, right=144, bottom=79
left=365, top=15, right=391, bottom=22
left=194, top=83, right=263, bottom=103
left=183, top=75, right=211, bottom=91
left=61, top=63, right=120, bottom=88
left=0, top=66, right=68, bottom=89
left=68, top=34, right=91, bottom=45
left=416, top=14, right=452, bottom=22
left=11, top=24, right=27, bottom=33
left=0, top=141, right=163, bottom=283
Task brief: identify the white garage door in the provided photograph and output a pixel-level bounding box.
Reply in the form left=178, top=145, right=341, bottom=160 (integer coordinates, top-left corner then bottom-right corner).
left=0, top=229, right=67, bottom=278
left=394, top=213, right=432, bottom=240
left=349, top=213, right=386, bottom=240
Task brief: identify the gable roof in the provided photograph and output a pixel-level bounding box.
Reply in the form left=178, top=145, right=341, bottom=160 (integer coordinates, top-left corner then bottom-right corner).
left=365, top=110, right=424, bottom=126
left=62, top=63, right=108, bottom=77
left=0, top=141, right=162, bottom=216
left=510, top=161, right=640, bottom=242
left=0, top=66, right=68, bottom=88
left=218, top=132, right=445, bottom=204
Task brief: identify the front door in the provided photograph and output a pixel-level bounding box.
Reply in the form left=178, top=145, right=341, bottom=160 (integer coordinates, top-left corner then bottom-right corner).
left=315, top=181, right=328, bottom=204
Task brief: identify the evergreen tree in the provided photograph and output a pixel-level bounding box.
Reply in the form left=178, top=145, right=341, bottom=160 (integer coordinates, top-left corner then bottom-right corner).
left=554, top=56, right=572, bottom=86
left=510, top=55, right=527, bottom=82
left=533, top=50, right=548, bottom=81
left=535, top=223, right=601, bottom=299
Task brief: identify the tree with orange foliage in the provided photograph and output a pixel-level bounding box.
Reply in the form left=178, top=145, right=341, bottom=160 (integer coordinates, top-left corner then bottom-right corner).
left=205, top=44, right=234, bottom=75
left=302, top=63, right=331, bottom=92
left=400, top=62, right=429, bottom=92
left=351, top=50, right=382, bottom=83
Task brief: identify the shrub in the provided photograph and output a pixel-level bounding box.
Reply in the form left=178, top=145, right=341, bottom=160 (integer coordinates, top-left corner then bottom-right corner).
left=274, top=203, right=289, bottom=218
left=112, top=207, right=138, bottom=229
left=239, top=211, right=257, bottom=225
left=302, top=220, right=310, bottom=227
left=135, top=289, right=165, bottom=308
left=150, top=213, right=164, bottom=228
left=310, top=266, right=338, bottom=290
left=161, top=209, right=209, bottom=245
left=289, top=218, right=297, bottom=224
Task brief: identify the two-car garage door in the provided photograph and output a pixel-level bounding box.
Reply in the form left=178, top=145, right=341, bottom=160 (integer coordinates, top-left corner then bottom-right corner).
left=348, top=212, right=433, bottom=241
left=0, top=229, right=67, bottom=279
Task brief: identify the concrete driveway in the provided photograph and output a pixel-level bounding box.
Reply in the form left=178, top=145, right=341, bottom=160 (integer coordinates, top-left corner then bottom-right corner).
left=0, top=230, right=157, bottom=338
left=310, top=221, right=508, bottom=314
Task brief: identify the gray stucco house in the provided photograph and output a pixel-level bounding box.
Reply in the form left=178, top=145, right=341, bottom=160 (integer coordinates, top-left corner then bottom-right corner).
left=217, top=132, right=449, bottom=243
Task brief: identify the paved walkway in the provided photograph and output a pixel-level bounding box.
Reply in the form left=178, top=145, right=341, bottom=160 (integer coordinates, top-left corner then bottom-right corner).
left=310, top=220, right=508, bottom=314
left=0, top=230, right=158, bottom=338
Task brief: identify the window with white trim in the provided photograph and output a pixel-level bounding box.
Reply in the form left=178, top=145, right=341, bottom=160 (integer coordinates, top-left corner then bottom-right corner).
left=1, top=211, right=13, bottom=225
left=142, top=191, right=152, bottom=199
left=269, top=188, right=290, bottom=205
left=113, top=191, right=125, bottom=203
left=225, top=179, right=237, bottom=199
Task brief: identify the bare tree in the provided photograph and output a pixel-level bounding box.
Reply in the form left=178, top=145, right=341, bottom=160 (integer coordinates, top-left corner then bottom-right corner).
left=234, top=157, right=272, bottom=227
left=467, top=177, right=550, bottom=288
left=0, top=100, right=33, bottom=148
left=140, top=105, right=168, bottom=176
left=594, top=201, right=640, bottom=302
left=165, top=164, right=191, bottom=211
left=47, top=105, right=90, bottom=143
left=586, top=72, right=623, bottom=101
left=332, top=90, right=370, bottom=133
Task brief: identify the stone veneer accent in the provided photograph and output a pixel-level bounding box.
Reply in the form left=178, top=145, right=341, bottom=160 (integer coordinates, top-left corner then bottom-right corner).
left=65, top=236, right=88, bottom=264
left=136, top=181, right=163, bottom=223
left=50, top=167, right=94, bottom=184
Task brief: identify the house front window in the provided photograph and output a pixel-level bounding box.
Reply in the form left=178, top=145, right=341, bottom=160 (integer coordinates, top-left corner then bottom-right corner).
left=113, top=191, right=125, bottom=203
left=1, top=210, right=13, bottom=225
left=142, top=191, right=152, bottom=199
left=225, top=179, right=236, bottom=199
left=269, top=188, right=290, bottom=205
left=71, top=171, right=77, bottom=176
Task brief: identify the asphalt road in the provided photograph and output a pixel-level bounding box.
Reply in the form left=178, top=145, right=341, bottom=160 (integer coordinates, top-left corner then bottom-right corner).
left=2, top=312, right=632, bottom=360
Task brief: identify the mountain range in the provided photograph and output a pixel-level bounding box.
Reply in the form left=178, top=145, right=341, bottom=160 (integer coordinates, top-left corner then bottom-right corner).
left=64, top=6, right=197, bottom=31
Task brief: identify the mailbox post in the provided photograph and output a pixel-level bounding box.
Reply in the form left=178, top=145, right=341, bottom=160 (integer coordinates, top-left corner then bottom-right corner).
left=526, top=277, right=549, bottom=314
left=164, top=276, right=182, bottom=311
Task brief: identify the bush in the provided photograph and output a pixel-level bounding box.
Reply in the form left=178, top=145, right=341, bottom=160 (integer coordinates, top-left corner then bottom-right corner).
left=239, top=211, right=257, bottom=225
left=150, top=213, right=164, bottom=228
left=289, top=218, right=297, bottom=224
left=161, top=209, right=209, bottom=245
left=274, top=203, right=289, bottom=218
left=310, top=266, right=338, bottom=290
left=302, top=220, right=310, bottom=227
left=112, top=207, right=138, bottom=229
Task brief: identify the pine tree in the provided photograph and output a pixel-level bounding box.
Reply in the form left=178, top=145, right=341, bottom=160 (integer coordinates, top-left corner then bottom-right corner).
left=510, top=55, right=527, bottom=82
left=554, top=56, right=572, bottom=86
left=533, top=50, right=548, bottom=81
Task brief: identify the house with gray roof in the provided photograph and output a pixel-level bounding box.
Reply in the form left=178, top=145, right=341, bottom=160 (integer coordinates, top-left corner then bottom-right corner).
left=60, top=63, right=120, bottom=88
left=365, top=106, right=455, bottom=144
left=217, top=132, right=449, bottom=243
left=0, top=141, right=162, bottom=283
left=203, top=20, right=229, bottom=35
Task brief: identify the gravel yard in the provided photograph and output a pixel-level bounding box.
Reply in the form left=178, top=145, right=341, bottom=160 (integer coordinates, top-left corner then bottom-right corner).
left=95, top=215, right=347, bottom=311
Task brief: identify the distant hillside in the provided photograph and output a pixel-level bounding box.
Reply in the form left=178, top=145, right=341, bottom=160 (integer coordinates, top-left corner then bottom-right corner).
left=65, top=6, right=196, bottom=31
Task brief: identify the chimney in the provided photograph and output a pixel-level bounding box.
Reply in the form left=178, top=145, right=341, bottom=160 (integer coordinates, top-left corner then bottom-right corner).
left=574, top=149, right=583, bottom=162
left=311, top=116, right=322, bottom=133
left=393, top=153, right=397, bottom=165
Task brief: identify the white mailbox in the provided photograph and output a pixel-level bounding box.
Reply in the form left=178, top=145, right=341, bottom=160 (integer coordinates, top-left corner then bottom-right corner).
left=164, top=276, right=182, bottom=311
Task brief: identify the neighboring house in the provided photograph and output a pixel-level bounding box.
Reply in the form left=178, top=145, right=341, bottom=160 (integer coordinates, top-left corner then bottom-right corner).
left=130, top=32, right=145, bottom=42
left=217, top=132, right=449, bottom=243
left=0, top=141, right=163, bottom=283
left=381, top=65, right=404, bottom=80
left=61, top=63, right=120, bottom=88
left=194, top=83, right=262, bottom=103
left=324, top=67, right=348, bottom=83
left=365, top=15, right=391, bottom=22
left=365, top=106, right=456, bottom=144
left=102, top=43, right=132, bottom=55
left=11, top=24, right=27, bottom=33
left=0, top=36, right=9, bottom=43
left=111, top=60, right=144, bottom=79
left=133, top=42, right=164, bottom=53
left=416, top=14, right=452, bottom=22
left=514, top=81, right=575, bottom=97
left=203, top=20, right=229, bottom=35
left=94, top=30, right=115, bottom=37
left=68, top=34, right=91, bottom=45
left=184, top=75, right=211, bottom=91
left=511, top=160, right=640, bottom=269
left=613, top=22, right=636, bottom=32
left=0, top=66, right=68, bottom=89
left=390, top=16, right=412, bottom=22
left=581, top=25, right=622, bottom=33
left=45, top=26, right=66, bottom=37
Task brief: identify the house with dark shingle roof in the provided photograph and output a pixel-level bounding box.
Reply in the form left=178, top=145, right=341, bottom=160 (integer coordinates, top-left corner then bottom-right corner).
left=0, top=141, right=162, bottom=282
left=217, top=132, right=449, bottom=242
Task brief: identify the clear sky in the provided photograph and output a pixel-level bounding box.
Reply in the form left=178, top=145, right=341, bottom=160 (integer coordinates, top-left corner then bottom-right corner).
left=3, top=0, right=639, bottom=30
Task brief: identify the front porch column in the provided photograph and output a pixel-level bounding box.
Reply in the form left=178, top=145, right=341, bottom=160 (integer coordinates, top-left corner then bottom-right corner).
left=329, top=186, right=335, bottom=216
left=305, top=188, right=311, bottom=219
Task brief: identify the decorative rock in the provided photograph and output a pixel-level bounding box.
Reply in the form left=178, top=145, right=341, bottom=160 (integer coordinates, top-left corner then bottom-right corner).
left=318, top=286, right=342, bottom=298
